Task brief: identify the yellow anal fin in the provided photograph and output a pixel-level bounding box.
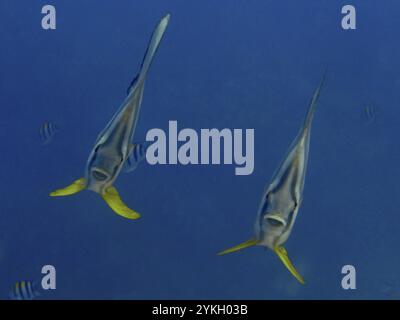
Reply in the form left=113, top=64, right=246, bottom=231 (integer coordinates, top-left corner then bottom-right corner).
left=50, top=178, right=86, bottom=197
left=102, top=186, right=141, bottom=220
left=274, top=245, right=305, bottom=285
left=217, top=239, right=259, bottom=256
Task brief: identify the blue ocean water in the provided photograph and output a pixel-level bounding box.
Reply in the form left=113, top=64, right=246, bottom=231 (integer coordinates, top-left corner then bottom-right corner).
left=1, top=0, right=400, bottom=299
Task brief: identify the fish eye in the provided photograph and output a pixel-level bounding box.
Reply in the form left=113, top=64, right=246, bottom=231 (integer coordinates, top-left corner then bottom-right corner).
left=92, top=169, right=108, bottom=181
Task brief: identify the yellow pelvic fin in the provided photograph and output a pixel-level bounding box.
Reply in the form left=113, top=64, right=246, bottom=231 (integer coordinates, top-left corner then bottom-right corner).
left=217, top=239, right=259, bottom=256
left=273, top=246, right=305, bottom=285
left=49, top=178, right=86, bottom=197
left=101, top=186, right=141, bottom=220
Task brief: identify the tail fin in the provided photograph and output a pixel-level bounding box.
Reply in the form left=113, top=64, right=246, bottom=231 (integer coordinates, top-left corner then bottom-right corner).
left=127, top=14, right=170, bottom=94
left=302, top=72, right=326, bottom=131
left=217, top=239, right=259, bottom=255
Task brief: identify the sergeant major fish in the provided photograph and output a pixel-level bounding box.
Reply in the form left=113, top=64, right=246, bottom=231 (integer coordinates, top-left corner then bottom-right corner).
left=218, top=75, right=325, bottom=284
left=40, top=121, right=57, bottom=145
left=123, top=141, right=151, bottom=173
left=9, top=280, right=41, bottom=300
left=49, top=14, right=170, bottom=219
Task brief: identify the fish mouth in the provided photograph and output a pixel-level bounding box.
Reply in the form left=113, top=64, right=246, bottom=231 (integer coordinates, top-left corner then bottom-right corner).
left=91, top=167, right=110, bottom=181
left=264, top=213, right=287, bottom=227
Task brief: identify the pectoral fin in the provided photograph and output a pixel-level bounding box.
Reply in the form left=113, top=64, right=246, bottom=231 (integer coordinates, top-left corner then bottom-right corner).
left=49, top=178, right=86, bottom=196
left=273, top=246, right=305, bottom=285
left=101, top=186, right=141, bottom=220
left=217, top=239, right=259, bottom=256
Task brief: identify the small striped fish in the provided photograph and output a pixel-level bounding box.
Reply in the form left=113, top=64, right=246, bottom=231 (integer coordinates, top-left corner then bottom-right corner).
left=363, top=105, right=379, bottom=126
left=40, top=121, right=57, bottom=145
left=9, top=280, right=40, bottom=300
left=124, top=142, right=150, bottom=173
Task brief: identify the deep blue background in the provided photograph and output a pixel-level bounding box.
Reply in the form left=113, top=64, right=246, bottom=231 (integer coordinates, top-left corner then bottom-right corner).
left=1, top=0, right=400, bottom=299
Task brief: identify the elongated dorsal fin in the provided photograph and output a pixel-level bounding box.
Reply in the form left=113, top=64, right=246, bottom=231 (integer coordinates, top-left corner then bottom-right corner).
left=127, top=14, right=170, bottom=95
left=127, top=75, right=139, bottom=95
left=302, top=72, right=326, bottom=132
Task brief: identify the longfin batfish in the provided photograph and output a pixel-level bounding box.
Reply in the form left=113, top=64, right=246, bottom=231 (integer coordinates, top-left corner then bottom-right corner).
left=218, top=75, right=325, bottom=284
left=50, top=14, right=170, bottom=219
